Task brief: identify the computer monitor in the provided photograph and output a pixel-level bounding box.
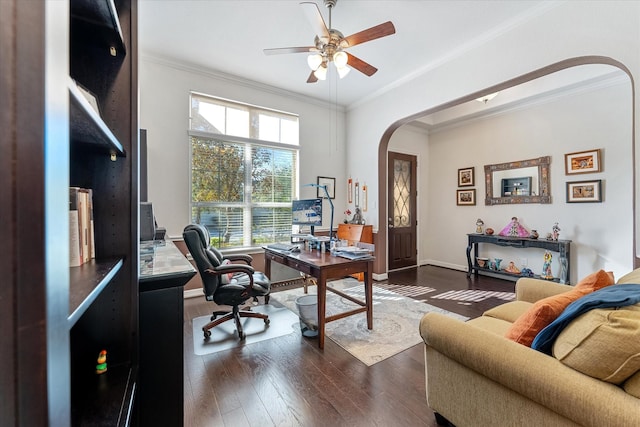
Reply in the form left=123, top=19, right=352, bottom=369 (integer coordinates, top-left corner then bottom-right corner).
left=292, top=198, right=322, bottom=235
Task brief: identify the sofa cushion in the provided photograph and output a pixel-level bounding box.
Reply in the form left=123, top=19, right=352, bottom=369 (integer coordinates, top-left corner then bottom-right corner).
left=617, top=268, right=640, bottom=285
left=467, top=315, right=513, bottom=336
left=553, top=304, right=640, bottom=384
left=483, top=301, right=532, bottom=323
left=504, top=270, right=614, bottom=346
left=624, top=370, right=640, bottom=398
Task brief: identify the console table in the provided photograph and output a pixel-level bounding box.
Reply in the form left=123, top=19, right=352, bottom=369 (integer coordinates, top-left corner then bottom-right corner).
left=466, top=234, right=572, bottom=284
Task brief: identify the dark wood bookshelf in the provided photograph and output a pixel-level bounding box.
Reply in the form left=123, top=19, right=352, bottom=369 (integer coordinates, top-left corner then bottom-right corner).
left=2, top=0, right=138, bottom=425
left=68, top=258, right=124, bottom=326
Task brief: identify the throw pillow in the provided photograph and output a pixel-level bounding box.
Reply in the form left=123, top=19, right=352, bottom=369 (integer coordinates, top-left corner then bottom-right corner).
left=553, top=304, right=640, bottom=384
left=504, top=270, right=614, bottom=346
left=219, top=259, right=235, bottom=284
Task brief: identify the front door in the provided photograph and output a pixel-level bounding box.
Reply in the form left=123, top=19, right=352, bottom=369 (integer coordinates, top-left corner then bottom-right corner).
left=388, top=152, right=417, bottom=270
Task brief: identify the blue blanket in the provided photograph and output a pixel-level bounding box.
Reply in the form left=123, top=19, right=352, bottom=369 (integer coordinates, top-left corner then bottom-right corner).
left=531, top=283, right=640, bottom=354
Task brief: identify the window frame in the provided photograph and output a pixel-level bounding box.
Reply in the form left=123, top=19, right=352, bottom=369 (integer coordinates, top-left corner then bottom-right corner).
left=189, top=93, right=300, bottom=250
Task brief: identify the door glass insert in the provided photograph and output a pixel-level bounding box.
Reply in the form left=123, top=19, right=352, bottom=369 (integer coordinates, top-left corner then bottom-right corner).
left=393, top=159, right=411, bottom=227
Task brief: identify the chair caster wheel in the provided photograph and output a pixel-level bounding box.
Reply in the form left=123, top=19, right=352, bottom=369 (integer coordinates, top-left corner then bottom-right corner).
left=264, top=318, right=270, bottom=325
left=203, top=329, right=211, bottom=340
left=210, top=314, right=217, bottom=321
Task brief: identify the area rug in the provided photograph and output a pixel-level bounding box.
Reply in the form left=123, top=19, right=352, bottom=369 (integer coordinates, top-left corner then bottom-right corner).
left=270, top=278, right=469, bottom=366
left=192, top=304, right=300, bottom=356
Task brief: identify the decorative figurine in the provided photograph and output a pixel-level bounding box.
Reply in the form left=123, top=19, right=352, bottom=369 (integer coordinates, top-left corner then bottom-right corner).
left=505, top=261, right=521, bottom=274
left=494, top=258, right=502, bottom=271
left=545, top=232, right=553, bottom=240
left=541, top=250, right=554, bottom=280
left=96, top=349, right=107, bottom=374
left=498, top=216, right=529, bottom=237
left=485, top=227, right=494, bottom=235
left=530, top=229, right=539, bottom=239
left=350, top=207, right=365, bottom=225
left=520, top=268, right=534, bottom=277
left=552, top=222, right=561, bottom=241
left=476, top=218, right=484, bottom=234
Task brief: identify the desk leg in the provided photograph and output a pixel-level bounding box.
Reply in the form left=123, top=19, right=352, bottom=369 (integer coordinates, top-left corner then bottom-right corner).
left=317, top=271, right=327, bottom=349
left=264, top=256, right=271, bottom=279
left=365, top=261, right=373, bottom=329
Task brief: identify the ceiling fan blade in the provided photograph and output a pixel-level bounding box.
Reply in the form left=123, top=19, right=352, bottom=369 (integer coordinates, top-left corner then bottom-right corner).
left=300, top=2, right=330, bottom=41
left=306, top=71, right=318, bottom=83
left=346, top=52, right=378, bottom=76
left=263, top=46, right=317, bottom=55
left=342, top=21, right=396, bottom=48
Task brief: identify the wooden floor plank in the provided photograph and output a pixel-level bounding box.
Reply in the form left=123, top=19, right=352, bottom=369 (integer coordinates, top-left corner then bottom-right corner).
left=183, top=265, right=512, bottom=426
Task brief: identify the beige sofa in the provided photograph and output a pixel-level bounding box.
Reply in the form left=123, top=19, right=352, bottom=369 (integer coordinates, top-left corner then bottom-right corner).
left=419, top=270, right=640, bottom=427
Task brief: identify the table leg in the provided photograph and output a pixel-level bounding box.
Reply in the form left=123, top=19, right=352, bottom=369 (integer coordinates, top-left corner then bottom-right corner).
left=317, top=271, right=327, bottom=349
left=365, top=262, right=373, bottom=329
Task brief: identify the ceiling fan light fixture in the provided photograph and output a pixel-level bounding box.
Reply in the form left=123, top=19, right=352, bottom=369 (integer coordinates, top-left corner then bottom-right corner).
left=314, top=64, right=328, bottom=80
left=333, top=51, right=348, bottom=67
left=337, top=65, right=350, bottom=79
left=307, top=53, right=323, bottom=71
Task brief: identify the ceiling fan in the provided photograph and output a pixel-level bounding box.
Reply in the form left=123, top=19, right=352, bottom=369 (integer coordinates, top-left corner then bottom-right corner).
left=263, top=0, right=396, bottom=83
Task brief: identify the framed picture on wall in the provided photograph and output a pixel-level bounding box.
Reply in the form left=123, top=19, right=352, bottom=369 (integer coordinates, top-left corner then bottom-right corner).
left=317, top=176, right=336, bottom=199
left=566, top=180, right=602, bottom=203
left=564, top=149, right=602, bottom=175
left=457, top=189, right=476, bottom=206
left=458, top=167, right=475, bottom=187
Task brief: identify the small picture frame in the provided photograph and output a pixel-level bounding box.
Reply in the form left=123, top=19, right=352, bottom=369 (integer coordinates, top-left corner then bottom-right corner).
left=458, top=167, right=475, bottom=187
left=457, top=189, right=476, bottom=206
left=564, top=149, right=601, bottom=175
left=317, top=176, right=335, bottom=199
left=566, top=180, right=602, bottom=203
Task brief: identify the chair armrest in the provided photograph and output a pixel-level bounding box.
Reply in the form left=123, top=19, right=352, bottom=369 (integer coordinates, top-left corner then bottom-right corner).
left=419, top=312, right=639, bottom=426
left=225, top=254, right=253, bottom=264
left=214, top=264, right=255, bottom=275
left=515, top=278, right=573, bottom=303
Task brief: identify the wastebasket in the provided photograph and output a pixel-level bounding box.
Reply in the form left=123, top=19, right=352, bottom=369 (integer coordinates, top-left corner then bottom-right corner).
left=295, top=294, right=318, bottom=337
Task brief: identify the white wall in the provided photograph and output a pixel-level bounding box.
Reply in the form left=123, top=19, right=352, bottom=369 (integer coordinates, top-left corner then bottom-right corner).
left=140, top=58, right=347, bottom=238
left=346, top=1, right=640, bottom=278
left=423, top=80, right=632, bottom=282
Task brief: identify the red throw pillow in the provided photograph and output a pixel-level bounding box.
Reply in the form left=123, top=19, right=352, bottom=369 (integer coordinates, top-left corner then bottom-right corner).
left=504, top=270, right=615, bottom=346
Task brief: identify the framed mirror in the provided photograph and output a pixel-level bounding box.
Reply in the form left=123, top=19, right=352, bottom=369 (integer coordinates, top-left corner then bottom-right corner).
left=484, top=156, right=551, bottom=205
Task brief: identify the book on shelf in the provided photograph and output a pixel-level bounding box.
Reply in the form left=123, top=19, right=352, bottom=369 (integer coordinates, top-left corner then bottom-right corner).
left=69, top=186, right=95, bottom=267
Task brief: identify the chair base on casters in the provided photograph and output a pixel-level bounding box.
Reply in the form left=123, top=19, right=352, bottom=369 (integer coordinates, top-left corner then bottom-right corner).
left=203, top=305, right=270, bottom=340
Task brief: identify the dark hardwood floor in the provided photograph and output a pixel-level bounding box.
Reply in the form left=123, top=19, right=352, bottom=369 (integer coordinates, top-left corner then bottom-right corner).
left=183, top=265, right=515, bottom=427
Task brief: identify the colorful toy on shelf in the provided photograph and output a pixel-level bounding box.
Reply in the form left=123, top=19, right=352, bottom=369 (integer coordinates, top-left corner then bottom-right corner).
left=541, top=251, right=554, bottom=280
left=96, top=349, right=107, bottom=374
left=475, top=218, right=484, bottom=234
left=498, top=216, right=529, bottom=237
left=552, top=222, right=561, bottom=241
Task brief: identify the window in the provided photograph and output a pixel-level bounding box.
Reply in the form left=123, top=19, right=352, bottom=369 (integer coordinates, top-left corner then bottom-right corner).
left=190, top=93, right=299, bottom=248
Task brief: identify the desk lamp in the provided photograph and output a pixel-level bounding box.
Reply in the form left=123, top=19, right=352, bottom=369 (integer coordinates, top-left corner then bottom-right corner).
left=303, top=183, right=334, bottom=246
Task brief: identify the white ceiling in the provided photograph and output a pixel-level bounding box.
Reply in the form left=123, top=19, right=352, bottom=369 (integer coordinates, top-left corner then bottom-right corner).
left=139, top=0, right=551, bottom=108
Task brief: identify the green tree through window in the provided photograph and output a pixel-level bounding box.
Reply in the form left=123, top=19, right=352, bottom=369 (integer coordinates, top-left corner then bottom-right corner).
left=190, top=93, right=299, bottom=248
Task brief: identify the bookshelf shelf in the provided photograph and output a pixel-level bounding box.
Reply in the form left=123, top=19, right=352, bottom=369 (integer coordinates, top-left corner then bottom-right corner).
left=69, top=78, right=125, bottom=157
left=68, top=258, right=124, bottom=327
left=71, top=0, right=126, bottom=55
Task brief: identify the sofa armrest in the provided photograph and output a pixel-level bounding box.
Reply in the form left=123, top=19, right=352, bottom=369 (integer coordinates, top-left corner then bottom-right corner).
left=420, top=312, right=640, bottom=426
left=515, top=277, right=573, bottom=303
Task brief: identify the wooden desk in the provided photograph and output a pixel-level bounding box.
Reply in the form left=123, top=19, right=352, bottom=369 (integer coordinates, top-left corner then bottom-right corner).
left=264, top=247, right=374, bottom=349
left=138, top=240, right=196, bottom=426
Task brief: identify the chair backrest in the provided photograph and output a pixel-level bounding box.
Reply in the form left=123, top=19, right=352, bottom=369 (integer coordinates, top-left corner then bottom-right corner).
left=183, top=224, right=223, bottom=299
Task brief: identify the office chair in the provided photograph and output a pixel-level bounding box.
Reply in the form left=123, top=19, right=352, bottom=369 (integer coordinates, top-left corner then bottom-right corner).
left=183, top=224, right=271, bottom=340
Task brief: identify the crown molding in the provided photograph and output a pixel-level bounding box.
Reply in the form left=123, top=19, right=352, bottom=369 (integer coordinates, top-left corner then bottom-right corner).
left=141, top=53, right=346, bottom=113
